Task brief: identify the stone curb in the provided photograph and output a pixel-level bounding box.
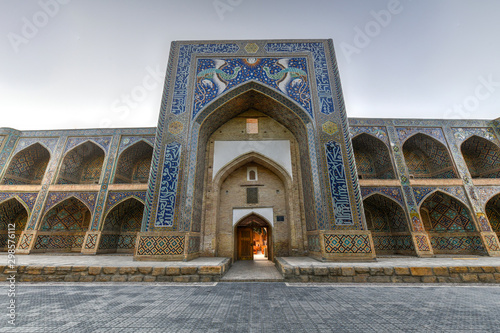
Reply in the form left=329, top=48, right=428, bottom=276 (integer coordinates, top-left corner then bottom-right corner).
left=275, top=258, right=500, bottom=283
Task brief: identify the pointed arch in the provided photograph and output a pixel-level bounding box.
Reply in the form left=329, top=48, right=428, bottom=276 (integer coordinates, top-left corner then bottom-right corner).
left=402, top=133, right=457, bottom=179
left=352, top=133, right=395, bottom=179
left=0, top=197, right=29, bottom=251
left=485, top=193, right=500, bottom=233
left=99, top=197, right=144, bottom=253
left=2, top=143, right=50, bottom=185
left=40, top=197, right=91, bottom=232
left=114, top=140, right=153, bottom=184
left=461, top=135, right=500, bottom=178
left=56, top=140, right=105, bottom=184
left=362, top=193, right=415, bottom=255
left=419, top=191, right=475, bottom=232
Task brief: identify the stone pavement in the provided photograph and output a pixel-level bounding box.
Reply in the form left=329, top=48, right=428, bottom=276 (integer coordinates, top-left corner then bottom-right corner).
left=220, top=259, right=283, bottom=282
left=3, top=282, right=500, bottom=332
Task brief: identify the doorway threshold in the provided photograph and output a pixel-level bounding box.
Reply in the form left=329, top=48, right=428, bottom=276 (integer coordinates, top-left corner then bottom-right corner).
left=220, top=259, right=284, bottom=282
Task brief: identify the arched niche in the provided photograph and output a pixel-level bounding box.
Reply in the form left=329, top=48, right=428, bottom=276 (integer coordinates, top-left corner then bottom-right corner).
left=35, top=197, right=91, bottom=252
left=234, top=213, right=273, bottom=261
left=352, top=134, right=395, bottom=179
left=485, top=193, right=500, bottom=235
left=2, top=143, right=50, bottom=185
left=114, top=141, right=153, bottom=184
left=99, top=197, right=144, bottom=253
left=461, top=135, right=500, bottom=178
left=57, top=141, right=105, bottom=184
left=403, top=133, right=458, bottom=179
left=0, top=198, right=29, bottom=251
left=363, top=193, right=414, bottom=255
left=420, top=191, right=482, bottom=254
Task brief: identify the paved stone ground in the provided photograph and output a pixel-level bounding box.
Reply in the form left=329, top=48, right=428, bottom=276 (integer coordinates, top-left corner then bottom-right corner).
left=2, top=283, right=500, bottom=332
left=220, top=259, right=283, bottom=282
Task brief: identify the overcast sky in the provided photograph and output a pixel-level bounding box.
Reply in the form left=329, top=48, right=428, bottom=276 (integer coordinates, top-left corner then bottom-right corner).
left=1, top=0, right=499, bottom=131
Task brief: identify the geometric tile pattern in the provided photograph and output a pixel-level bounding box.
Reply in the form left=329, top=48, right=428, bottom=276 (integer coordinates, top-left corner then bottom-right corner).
left=430, top=235, right=484, bottom=252
left=118, top=136, right=154, bottom=155
left=136, top=235, right=184, bottom=255
left=114, top=141, right=153, bottom=184
left=84, top=234, right=97, bottom=249
left=461, top=135, right=500, bottom=178
left=194, top=57, right=312, bottom=118
left=415, top=235, right=431, bottom=251
left=43, top=192, right=97, bottom=215
left=102, top=198, right=143, bottom=232
left=363, top=194, right=408, bottom=232
left=57, top=141, right=105, bottom=184
left=98, top=235, right=120, bottom=250
left=307, top=235, right=321, bottom=252
left=420, top=192, right=475, bottom=232
left=453, top=126, right=498, bottom=144
left=33, top=234, right=85, bottom=250
left=325, top=141, right=354, bottom=225
left=17, top=233, right=33, bottom=250
left=324, top=234, right=372, bottom=253
left=350, top=126, right=389, bottom=145
left=117, top=235, right=136, bottom=249
left=352, top=134, right=395, bottom=179
left=397, top=127, right=447, bottom=146
left=12, top=137, right=58, bottom=155
left=361, top=187, right=404, bottom=207
left=485, top=194, right=500, bottom=232
left=403, top=133, right=458, bottom=179
left=105, top=191, right=146, bottom=214
left=64, top=137, right=111, bottom=154
left=2, top=143, right=50, bottom=185
left=484, top=235, right=500, bottom=251
left=372, top=235, right=414, bottom=251
left=155, top=142, right=181, bottom=227
left=40, top=197, right=91, bottom=231
left=413, top=187, right=468, bottom=206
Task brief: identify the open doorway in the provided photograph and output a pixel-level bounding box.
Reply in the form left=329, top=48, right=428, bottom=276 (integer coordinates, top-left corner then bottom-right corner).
left=235, top=214, right=272, bottom=261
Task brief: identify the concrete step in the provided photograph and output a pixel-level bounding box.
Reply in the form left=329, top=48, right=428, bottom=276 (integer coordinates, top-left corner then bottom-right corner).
left=220, top=259, right=284, bottom=282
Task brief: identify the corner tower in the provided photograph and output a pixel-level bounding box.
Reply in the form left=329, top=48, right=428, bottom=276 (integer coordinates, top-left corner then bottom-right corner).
left=135, top=39, right=375, bottom=261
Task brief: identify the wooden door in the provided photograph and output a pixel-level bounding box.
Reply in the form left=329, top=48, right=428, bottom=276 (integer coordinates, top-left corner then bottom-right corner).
left=238, top=227, right=253, bottom=260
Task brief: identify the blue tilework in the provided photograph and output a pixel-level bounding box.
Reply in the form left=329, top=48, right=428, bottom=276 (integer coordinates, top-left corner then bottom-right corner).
left=155, top=142, right=181, bottom=227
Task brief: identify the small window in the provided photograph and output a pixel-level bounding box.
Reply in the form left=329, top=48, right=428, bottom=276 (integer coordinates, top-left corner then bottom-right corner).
left=246, top=118, right=258, bottom=134
left=247, top=187, right=258, bottom=204
left=247, top=167, right=258, bottom=181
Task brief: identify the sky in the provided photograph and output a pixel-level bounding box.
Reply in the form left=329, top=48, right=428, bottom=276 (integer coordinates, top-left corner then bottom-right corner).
left=1, top=0, right=500, bottom=131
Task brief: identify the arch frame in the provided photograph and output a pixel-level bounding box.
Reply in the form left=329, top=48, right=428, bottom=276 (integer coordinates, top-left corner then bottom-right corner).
left=1, top=142, right=52, bottom=185
left=234, top=212, right=273, bottom=261
left=112, top=140, right=154, bottom=184
left=38, top=195, right=93, bottom=232
left=100, top=196, right=145, bottom=232
left=352, top=133, right=397, bottom=180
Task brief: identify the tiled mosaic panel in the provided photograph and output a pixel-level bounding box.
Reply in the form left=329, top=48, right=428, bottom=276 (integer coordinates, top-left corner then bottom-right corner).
left=476, top=186, right=500, bottom=206
left=397, top=127, right=447, bottom=146
left=40, top=197, right=91, bottom=231
left=12, top=137, right=58, bottom=155
left=18, top=233, right=33, bottom=250
left=430, top=235, right=484, bottom=252
left=486, top=195, right=500, bottom=231
left=114, top=141, right=153, bottom=184
left=64, top=137, right=112, bottom=154
left=402, top=133, right=457, bottom=179
left=33, top=234, right=85, bottom=250
left=453, top=127, right=499, bottom=144
left=414, top=235, right=431, bottom=251
left=461, top=135, right=500, bottom=178
left=325, top=141, right=353, bottom=225
left=361, top=187, right=404, bottom=207
left=307, top=235, right=321, bottom=252
left=118, top=136, right=154, bottom=154
left=105, top=191, right=146, bottom=213
left=98, top=234, right=136, bottom=250
left=324, top=234, right=372, bottom=254
left=420, top=192, right=475, bottom=232
left=0, top=198, right=28, bottom=230
left=352, top=134, right=395, bottom=179
left=155, top=142, right=181, bottom=227
left=84, top=234, right=97, bottom=249
left=2, top=143, right=50, bottom=185
left=484, top=235, right=500, bottom=251
left=57, top=141, right=104, bottom=184
left=413, top=187, right=468, bottom=206
left=43, top=192, right=97, bottom=215
left=136, top=236, right=184, bottom=255
left=194, top=57, right=312, bottom=118
left=372, top=235, right=414, bottom=251
left=0, top=193, right=37, bottom=212
left=102, top=198, right=143, bottom=232
left=363, top=194, right=408, bottom=232
left=349, top=127, right=389, bottom=145
left=265, top=42, right=335, bottom=115
left=187, top=236, right=200, bottom=254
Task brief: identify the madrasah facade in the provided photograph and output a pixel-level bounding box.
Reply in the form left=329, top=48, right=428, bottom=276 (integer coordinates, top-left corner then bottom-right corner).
left=1, top=39, right=500, bottom=261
